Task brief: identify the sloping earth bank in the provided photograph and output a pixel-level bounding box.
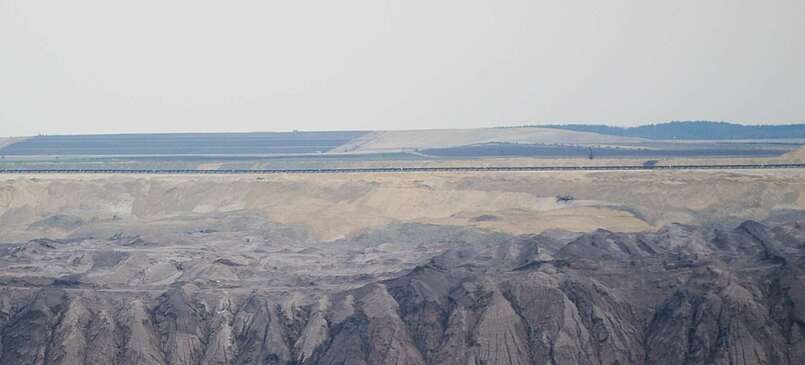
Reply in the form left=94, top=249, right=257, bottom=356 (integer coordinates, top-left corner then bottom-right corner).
left=2, top=170, right=804, bottom=241
left=1, top=220, right=805, bottom=364
left=2, top=171, right=805, bottom=364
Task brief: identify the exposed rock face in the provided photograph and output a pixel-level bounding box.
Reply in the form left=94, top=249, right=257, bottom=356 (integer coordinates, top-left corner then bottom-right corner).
left=1, top=220, right=805, bottom=364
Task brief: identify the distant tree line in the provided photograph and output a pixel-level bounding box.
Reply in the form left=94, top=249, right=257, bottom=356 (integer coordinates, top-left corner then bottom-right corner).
left=527, top=121, right=805, bottom=140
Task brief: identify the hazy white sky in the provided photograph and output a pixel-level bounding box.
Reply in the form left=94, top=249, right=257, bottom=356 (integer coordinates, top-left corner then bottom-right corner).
left=1, top=1, right=804, bottom=136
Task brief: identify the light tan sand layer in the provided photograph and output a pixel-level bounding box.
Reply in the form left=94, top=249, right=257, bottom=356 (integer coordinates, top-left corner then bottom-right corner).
left=2, top=169, right=804, bottom=241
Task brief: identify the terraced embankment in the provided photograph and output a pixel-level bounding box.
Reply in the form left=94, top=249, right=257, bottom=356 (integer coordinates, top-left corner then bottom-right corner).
left=1, top=170, right=805, bottom=364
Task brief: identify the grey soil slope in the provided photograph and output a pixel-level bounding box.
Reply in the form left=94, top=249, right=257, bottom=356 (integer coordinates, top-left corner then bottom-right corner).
left=2, top=220, right=805, bottom=364
left=0, top=137, right=28, bottom=150
left=2, top=129, right=800, bottom=170
left=0, top=131, right=367, bottom=156
left=1, top=171, right=805, bottom=364
left=330, top=127, right=645, bottom=153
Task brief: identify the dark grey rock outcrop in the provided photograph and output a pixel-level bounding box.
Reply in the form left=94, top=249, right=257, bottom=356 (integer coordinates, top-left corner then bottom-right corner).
left=1, top=220, right=804, bottom=364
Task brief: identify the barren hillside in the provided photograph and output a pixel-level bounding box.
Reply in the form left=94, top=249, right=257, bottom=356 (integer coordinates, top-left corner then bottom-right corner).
left=330, top=127, right=645, bottom=153
left=1, top=170, right=805, bottom=364
left=1, top=218, right=804, bottom=364
left=2, top=170, right=804, bottom=242
left=0, top=137, right=27, bottom=150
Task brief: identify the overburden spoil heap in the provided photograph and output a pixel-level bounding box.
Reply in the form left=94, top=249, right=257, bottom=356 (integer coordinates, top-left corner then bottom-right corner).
left=1, top=220, right=804, bottom=364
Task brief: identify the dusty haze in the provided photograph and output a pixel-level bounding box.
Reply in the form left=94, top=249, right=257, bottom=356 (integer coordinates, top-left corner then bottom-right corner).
left=2, top=0, right=805, bottom=137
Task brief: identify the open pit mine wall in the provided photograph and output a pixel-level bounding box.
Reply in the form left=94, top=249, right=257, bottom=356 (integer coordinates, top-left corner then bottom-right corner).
left=1, top=220, right=805, bottom=364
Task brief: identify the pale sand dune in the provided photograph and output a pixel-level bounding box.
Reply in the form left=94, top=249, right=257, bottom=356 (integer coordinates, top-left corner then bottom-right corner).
left=2, top=169, right=804, bottom=241
left=329, top=127, right=644, bottom=153
left=782, top=146, right=805, bottom=160
left=0, top=136, right=28, bottom=150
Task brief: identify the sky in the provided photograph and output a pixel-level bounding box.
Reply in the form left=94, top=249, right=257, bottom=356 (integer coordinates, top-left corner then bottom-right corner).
left=1, top=1, right=804, bottom=137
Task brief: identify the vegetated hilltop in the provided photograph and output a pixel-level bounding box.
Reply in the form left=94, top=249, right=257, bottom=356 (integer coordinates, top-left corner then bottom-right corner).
left=537, top=121, right=805, bottom=140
